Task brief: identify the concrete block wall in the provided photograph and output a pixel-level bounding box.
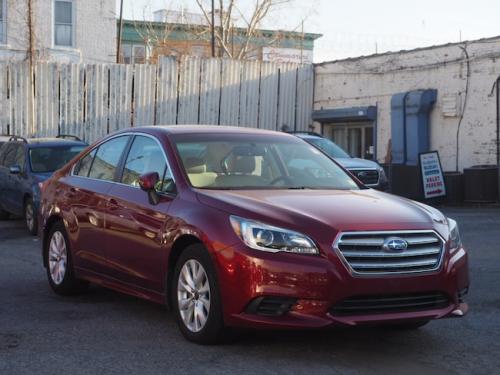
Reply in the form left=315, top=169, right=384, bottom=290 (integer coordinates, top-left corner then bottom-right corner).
left=314, top=38, right=500, bottom=172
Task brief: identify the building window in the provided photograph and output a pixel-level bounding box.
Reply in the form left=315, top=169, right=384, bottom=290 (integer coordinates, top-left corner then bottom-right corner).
left=121, top=43, right=147, bottom=64
left=54, top=0, right=73, bottom=47
left=0, top=0, right=6, bottom=44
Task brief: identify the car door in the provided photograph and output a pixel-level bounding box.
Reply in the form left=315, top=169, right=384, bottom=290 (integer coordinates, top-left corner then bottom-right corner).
left=0, top=143, right=13, bottom=211
left=7, top=143, right=28, bottom=215
left=104, top=134, right=176, bottom=292
left=0, top=143, right=21, bottom=213
left=62, top=135, right=131, bottom=275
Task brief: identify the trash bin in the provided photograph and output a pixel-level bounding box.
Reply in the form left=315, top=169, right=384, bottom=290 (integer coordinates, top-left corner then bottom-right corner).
left=443, top=172, right=464, bottom=205
left=463, top=165, right=498, bottom=203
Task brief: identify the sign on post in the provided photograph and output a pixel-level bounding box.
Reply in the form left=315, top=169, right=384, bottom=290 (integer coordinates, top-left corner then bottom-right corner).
left=419, top=151, right=446, bottom=199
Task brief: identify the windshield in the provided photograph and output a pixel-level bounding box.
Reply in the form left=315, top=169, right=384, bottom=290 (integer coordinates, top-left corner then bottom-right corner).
left=30, top=146, right=85, bottom=173
left=174, top=135, right=359, bottom=190
left=306, top=137, right=350, bottom=159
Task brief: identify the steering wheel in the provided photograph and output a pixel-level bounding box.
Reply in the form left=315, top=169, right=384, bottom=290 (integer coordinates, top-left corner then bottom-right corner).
left=269, top=176, right=292, bottom=186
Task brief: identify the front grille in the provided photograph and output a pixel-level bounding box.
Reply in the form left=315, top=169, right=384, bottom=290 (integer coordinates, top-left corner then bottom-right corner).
left=349, top=169, right=379, bottom=185
left=335, top=231, right=444, bottom=275
left=246, top=297, right=296, bottom=317
left=330, top=292, right=450, bottom=316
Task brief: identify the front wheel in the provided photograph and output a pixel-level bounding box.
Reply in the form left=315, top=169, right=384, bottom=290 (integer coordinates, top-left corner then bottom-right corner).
left=44, top=221, right=88, bottom=295
left=173, top=244, right=227, bottom=344
left=25, top=198, right=38, bottom=236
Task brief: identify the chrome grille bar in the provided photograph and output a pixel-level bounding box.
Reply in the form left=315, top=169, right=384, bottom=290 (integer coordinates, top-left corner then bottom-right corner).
left=334, top=230, right=445, bottom=275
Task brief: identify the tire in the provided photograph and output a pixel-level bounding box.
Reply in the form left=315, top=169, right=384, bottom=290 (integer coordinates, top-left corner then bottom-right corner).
left=24, top=198, right=38, bottom=236
left=0, top=207, right=9, bottom=220
left=44, top=221, right=88, bottom=296
left=172, top=244, right=227, bottom=344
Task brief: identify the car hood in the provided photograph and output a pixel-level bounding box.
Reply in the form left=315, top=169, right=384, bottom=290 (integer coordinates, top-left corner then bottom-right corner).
left=196, top=189, right=448, bottom=239
left=335, top=157, right=380, bottom=170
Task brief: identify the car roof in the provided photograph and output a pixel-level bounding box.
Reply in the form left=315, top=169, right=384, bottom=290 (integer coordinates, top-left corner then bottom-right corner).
left=122, top=125, right=299, bottom=139
left=0, top=136, right=87, bottom=148
left=291, top=132, right=323, bottom=140
left=8, top=137, right=87, bottom=148
left=152, top=125, right=286, bottom=136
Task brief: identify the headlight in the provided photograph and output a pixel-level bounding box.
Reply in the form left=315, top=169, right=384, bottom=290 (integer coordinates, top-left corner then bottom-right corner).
left=229, top=216, right=319, bottom=255
left=447, top=217, right=462, bottom=250
left=377, top=167, right=388, bottom=183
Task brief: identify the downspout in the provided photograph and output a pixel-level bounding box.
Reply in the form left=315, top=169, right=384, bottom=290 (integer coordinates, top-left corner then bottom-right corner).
left=389, top=92, right=409, bottom=193
left=456, top=44, right=470, bottom=172
left=402, top=91, right=410, bottom=165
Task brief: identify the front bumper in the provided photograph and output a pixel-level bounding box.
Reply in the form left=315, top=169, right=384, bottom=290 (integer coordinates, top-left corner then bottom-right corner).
left=214, top=243, right=469, bottom=329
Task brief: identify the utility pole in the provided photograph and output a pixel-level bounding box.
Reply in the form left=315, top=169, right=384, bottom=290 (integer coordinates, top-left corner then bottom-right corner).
left=117, top=0, right=124, bottom=63
left=211, top=0, right=215, bottom=57
left=27, top=0, right=36, bottom=136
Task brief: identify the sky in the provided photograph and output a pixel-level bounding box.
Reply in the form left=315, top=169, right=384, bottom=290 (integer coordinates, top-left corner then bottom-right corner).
left=116, top=0, right=500, bottom=62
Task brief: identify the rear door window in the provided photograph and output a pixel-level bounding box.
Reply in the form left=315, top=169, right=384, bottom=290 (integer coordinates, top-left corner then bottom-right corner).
left=88, top=136, right=129, bottom=182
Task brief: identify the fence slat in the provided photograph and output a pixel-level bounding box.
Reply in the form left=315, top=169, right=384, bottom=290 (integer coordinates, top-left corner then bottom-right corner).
left=199, top=58, right=221, bottom=125
left=177, top=56, right=201, bottom=125
left=296, top=65, right=314, bottom=131
left=239, top=60, right=261, bottom=127
left=219, top=59, right=242, bottom=126
left=277, top=63, right=298, bottom=132
left=258, top=62, right=279, bottom=130
left=156, top=57, right=178, bottom=126
left=0, top=64, right=10, bottom=135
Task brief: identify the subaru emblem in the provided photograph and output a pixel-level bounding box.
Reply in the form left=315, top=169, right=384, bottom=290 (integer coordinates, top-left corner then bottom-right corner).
left=382, top=237, right=408, bottom=252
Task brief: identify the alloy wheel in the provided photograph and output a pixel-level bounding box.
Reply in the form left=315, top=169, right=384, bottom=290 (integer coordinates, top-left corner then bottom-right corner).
left=48, top=231, right=68, bottom=285
left=25, top=203, right=34, bottom=232
left=177, top=259, right=211, bottom=333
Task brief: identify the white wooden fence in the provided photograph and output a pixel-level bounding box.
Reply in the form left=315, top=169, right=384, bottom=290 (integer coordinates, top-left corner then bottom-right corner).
left=0, top=57, right=314, bottom=143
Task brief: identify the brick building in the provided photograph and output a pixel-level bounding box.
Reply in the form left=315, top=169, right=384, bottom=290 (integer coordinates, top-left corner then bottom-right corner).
left=0, top=0, right=116, bottom=63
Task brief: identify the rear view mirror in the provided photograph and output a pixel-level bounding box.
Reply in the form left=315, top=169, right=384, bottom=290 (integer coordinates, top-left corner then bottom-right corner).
left=9, top=165, right=21, bottom=174
left=139, top=172, right=160, bottom=205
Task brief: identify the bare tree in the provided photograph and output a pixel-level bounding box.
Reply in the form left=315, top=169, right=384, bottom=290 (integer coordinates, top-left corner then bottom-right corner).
left=133, top=5, right=206, bottom=63
left=195, top=0, right=293, bottom=59
left=133, top=0, right=313, bottom=62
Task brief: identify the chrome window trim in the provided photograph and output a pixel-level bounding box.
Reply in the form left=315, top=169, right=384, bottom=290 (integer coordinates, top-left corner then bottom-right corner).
left=332, top=229, right=446, bottom=277
left=70, top=132, right=177, bottom=195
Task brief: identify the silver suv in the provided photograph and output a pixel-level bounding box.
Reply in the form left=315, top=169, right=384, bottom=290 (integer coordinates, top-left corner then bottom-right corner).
left=292, top=132, right=388, bottom=191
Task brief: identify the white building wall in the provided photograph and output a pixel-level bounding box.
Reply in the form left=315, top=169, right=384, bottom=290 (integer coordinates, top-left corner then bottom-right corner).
left=0, top=0, right=115, bottom=63
left=314, top=38, right=500, bottom=172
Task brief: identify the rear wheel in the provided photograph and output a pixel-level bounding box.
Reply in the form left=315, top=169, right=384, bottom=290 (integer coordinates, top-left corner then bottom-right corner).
left=172, top=244, right=227, bottom=344
left=44, top=221, right=88, bottom=295
left=24, top=198, right=37, bottom=236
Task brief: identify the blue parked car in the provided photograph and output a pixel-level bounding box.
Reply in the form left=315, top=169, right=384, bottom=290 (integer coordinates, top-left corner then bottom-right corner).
left=291, top=132, right=389, bottom=191
left=0, top=135, right=87, bottom=234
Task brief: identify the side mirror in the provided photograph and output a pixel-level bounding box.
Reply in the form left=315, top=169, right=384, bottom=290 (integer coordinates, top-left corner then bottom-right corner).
left=139, top=172, right=160, bottom=205
left=9, top=165, right=21, bottom=174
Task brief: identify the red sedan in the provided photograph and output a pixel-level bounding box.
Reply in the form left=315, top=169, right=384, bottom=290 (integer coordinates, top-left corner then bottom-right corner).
left=39, top=126, right=469, bottom=344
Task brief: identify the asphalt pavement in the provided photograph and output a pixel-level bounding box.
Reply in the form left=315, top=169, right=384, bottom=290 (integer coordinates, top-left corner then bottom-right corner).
left=0, top=207, right=499, bottom=375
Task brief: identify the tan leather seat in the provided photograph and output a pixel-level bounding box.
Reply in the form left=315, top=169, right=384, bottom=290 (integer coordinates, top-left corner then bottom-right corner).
left=184, top=157, right=217, bottom=187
